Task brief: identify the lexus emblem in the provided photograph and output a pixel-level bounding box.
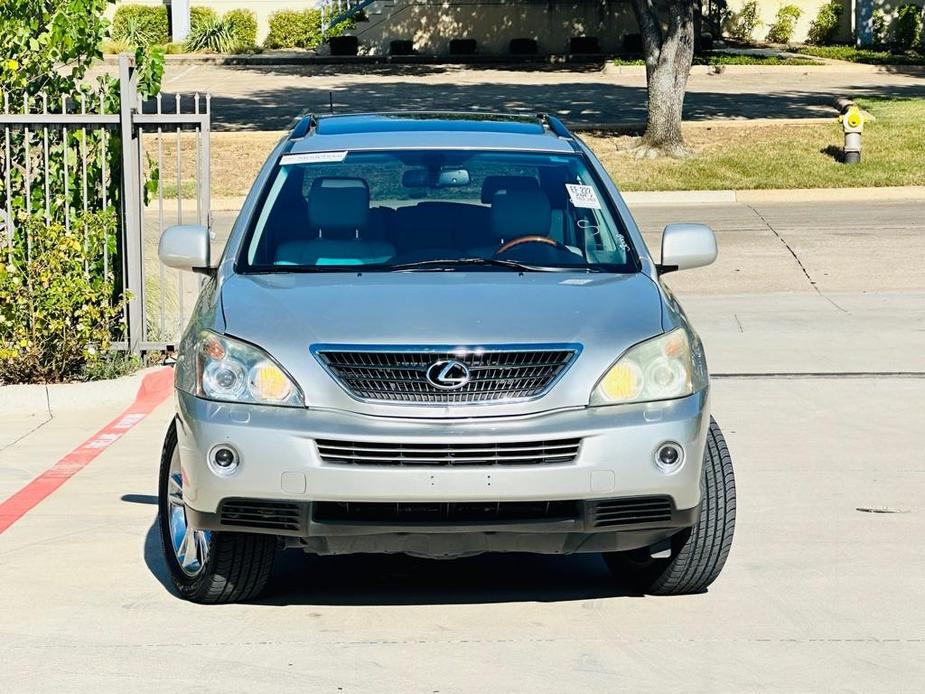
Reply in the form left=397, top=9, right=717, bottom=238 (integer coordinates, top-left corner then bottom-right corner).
left=425, top=359, right=471, bottom=390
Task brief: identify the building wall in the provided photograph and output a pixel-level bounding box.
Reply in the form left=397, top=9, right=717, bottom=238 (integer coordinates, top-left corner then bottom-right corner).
left=111, top=0, right=919, bottom=52
left=724, top=0, right=854, bottom=44
left=351, top=0, right=637, bottom=55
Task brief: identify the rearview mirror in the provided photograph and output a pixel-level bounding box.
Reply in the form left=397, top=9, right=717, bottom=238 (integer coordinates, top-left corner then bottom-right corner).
left=401, top=168, right=471, bottom=188
left=658, top=223, right=717, bottom=274
left=158, top=224, right=212, bottom=274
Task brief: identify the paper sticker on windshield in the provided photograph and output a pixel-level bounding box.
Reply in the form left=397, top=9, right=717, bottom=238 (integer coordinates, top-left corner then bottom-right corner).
left=280, top=151, right=348, bottom=166
left=566, top=184, right=601, bottom=209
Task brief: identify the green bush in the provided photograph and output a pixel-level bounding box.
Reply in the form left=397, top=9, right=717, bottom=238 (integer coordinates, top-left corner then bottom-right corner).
left=806, top=0, right=844, bottom=45
left=871, top=10, right=888, bottom=46
left=264, top=9, right=320, bottom=49
left=224, top=9, right=258, bottom=49
left=263, top=9, right=354, bottom=49
left=0, top=210, right=127, bottom=384
left=893, top=4, right=923, bottom=50
left=725, top=0, right=762, bottom=42
left=766, top=4, right=802, bottom=43
left=190, top=6, right=218, bottom=33
left=112, top=4, right=170, bottom=47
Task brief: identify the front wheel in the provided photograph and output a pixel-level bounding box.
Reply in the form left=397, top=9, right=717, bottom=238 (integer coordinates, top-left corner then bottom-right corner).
left=603, top=417, right=736, bottom=595
left=157, top=419, right=276, bottom=604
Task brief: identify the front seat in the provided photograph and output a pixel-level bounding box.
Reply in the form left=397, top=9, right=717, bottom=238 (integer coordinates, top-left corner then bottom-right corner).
left=490, top=189, right=553, bottom=244
left=274, top=177, right=395, bottom=266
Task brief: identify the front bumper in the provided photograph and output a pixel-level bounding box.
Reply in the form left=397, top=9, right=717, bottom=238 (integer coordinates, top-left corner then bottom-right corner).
left=175, top=388, right=710, bottom=518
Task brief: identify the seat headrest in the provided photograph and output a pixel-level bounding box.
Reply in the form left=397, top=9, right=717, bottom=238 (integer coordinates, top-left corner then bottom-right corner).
left=308, top=177, right=370, bottom=233
left=490, top=190, right=552, bottom=239
left=480, top=175, right=540, bottom=204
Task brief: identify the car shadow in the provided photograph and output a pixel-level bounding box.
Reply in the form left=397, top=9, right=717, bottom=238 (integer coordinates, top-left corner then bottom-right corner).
left=141, top=515, right=641, bottom=605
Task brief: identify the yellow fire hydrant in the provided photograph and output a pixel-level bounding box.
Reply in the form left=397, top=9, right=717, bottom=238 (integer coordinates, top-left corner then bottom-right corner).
left=838, top=104, right=865, bottom=164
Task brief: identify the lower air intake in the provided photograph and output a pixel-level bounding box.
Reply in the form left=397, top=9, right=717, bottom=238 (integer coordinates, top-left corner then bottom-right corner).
left=589, top=496, right=674, bottom=528
left=313, top=500, right=579, bottom=524
left=220, top=500, right=303, bottom=532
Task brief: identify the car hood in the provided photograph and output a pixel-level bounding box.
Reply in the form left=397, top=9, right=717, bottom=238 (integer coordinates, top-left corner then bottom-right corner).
left=220, top=271, right=665, bottom=417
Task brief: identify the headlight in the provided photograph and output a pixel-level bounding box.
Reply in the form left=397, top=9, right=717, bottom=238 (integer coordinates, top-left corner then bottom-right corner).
left=590, top=329, right=694, bottom=406
left=197, top=331, right=303, bottom=407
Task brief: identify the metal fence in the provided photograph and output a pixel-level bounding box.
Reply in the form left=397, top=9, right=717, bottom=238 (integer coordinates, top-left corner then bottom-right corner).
left=0, top=54, right=210, bottom=352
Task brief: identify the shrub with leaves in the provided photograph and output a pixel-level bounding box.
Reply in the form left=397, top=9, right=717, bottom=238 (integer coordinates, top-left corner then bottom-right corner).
left=264, top=9, right=318, bottom=49
left=871, top=10, right=888, bottom=47
left=0, top=210, right=127, bottom=384
left=1, top=0, right=109, bottom=95
left=224, top=9, right=258, bottom=50
left=190, top=6, right=218, bottom=33
left=0, top=0, right=164, bottom=382
left=766, top=4, right=802, bottom=43
left=893, top=4, right=923, bottom=50
left=186, top=17, right=236, bottom=53
left=112, top=4, right=169, bottom=47
left=725, top=0, right=762, bottom=42
left=806, top=0, right=844, bottom=45
left=263, top=9, right=355, bottom=49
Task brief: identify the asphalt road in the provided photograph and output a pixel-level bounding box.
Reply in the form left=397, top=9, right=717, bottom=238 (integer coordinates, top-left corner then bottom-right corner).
left=121, top=63, right=925, bottom=130
left=3, top=197, right=924, bottom=692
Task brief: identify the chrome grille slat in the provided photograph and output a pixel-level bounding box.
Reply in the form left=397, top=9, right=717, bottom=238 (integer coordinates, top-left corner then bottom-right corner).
left=315, top=345, right=578, bottom=404
left=316, top=438, right=582, bottom=467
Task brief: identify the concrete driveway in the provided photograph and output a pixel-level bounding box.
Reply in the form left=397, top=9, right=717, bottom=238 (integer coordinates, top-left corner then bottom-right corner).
left=2, top=198, right=924, bottom=692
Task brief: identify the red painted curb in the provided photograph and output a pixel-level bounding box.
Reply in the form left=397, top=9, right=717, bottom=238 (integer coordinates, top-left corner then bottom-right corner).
left=0, top=367, right=174, bottom=535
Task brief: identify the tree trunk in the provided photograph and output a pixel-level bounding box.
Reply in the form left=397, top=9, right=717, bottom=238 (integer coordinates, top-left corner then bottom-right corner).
left=629, top=0, right=697, bottom=157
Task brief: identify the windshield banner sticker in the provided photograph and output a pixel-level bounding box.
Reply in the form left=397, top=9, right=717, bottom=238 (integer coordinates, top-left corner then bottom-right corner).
left=280, top=151, right=348, bottom=165
left=565, top=184, right=602, bottom=209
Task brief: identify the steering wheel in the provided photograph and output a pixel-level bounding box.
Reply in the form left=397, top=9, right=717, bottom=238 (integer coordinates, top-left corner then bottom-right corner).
left=495, top=235, right=570, bottom=255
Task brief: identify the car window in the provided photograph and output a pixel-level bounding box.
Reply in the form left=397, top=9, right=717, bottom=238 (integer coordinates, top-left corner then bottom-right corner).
left=241, top=150, right=635, bottom=273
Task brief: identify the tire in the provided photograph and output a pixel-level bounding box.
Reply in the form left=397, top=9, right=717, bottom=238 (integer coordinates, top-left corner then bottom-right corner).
left=603, top=417, right=736, bottom=595
left=157, top=419, right=276, bottom=604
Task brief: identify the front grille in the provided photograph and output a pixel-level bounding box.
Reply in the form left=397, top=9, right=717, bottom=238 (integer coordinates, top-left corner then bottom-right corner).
left=316, top=438, right=582, bottom=466
left=313, top=345, right=578, bottom=404
left=313, top=501, right=580, bottom=524
left=589, top=497, right=674, bottom=528
left=219, top=500, right=303, bottom=532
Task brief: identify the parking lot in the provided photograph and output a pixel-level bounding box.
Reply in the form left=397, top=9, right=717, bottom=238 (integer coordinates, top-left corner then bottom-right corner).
left=2, top=198, right=924, bottom=692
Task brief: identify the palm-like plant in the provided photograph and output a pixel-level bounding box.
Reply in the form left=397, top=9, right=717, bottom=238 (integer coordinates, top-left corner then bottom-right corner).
left=115, top=16, right=159, bottom=47
left=185, top=18, right=236, bottom=53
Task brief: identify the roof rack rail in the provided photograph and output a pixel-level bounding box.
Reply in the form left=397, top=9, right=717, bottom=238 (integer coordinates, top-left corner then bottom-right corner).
left=289, top=114, right=316, bottom=139
left=538, top=113, right=573, bottom=139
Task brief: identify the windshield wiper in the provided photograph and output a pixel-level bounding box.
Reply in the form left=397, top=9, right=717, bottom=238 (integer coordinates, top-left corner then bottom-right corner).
left=387, top=257, right=585, bottom=273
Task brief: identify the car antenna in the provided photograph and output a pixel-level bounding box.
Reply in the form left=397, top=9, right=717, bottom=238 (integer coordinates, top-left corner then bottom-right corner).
left=329, top=92, right=334, bottom=115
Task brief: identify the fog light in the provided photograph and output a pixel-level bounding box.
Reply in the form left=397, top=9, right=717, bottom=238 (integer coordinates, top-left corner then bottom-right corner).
left=208, top=445, right=239, bottom=477
left=655, top=442, right=684, bottom=473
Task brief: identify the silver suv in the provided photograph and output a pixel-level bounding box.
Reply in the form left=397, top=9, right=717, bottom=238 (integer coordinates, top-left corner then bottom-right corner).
left=157, top=113, right=736, bottom=603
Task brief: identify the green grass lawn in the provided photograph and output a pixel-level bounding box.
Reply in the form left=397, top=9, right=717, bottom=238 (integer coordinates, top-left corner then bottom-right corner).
left=794, top=45, right=925, bottom=65
left=167, top=98, right=924, bottom=198
left=584, top=97, right=925, bottom=191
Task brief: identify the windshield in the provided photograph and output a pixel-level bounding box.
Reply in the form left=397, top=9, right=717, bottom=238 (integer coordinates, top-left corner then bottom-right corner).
left=239, top=150, right=637, bottom=273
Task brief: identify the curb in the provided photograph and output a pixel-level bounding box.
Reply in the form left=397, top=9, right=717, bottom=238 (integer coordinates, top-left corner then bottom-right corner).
left=623, top=186, right=925, bottom=205
left=104, top=52, right=925, bottom=75
left=0, top=367, right=171, bottom=418
left=569, top=117, right=836, bottom=132
left=598, top=60, right=924, bottom=77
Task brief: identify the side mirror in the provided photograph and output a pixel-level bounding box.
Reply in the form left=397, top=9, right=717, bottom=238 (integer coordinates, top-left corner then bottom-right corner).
left=658, top=223, right=717, bottom=274
left=158, top=224, right=212, bottom=274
